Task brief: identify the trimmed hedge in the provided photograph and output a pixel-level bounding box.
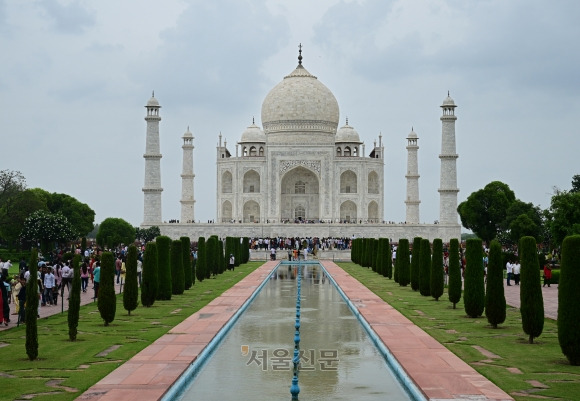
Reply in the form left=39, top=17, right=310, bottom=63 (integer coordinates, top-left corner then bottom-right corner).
left=98, top=252, right=116, bottom=326
left=485, top=240, right=506, bottom=328
left=448, top=238, right=462, bottom=309
left=181, top=236, right=192, bottom=290
left=156, top=236, right=172, bottom=300
left=410, top=237, right=421, bottom=291
left=141, top=242, right=158, bottom=307
left=398, top=239, right=410, bottom=286
left=171, top=240, right=185, bottom=295
left=558, top=235, right=580, bottom=365
left=464, top=238, right=484, bottom=318
left=68, top=255, right=82, bottom=341
left=123, top=245, right=139, bottom=314
left=430, top=239, right=444, bottom=301
left=519, top=236, right=544, bottom=344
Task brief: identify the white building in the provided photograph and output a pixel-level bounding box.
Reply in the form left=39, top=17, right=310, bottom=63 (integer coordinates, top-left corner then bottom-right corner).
left=142, top=50, right=461, bottom=242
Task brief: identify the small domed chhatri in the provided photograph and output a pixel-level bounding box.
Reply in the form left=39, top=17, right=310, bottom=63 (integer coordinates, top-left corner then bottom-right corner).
left=239, top=120, right=266, bottom=143
left=336, top=118, right=362, bottom=143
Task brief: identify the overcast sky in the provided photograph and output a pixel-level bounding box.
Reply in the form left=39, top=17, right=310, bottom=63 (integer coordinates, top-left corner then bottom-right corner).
left=2, top=0, right=579, bottom=229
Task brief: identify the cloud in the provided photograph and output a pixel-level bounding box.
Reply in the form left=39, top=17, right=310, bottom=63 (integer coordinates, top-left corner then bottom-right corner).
left=38, top=0, right=96, bottom=34
left=132, top=0, right=291, bottom=113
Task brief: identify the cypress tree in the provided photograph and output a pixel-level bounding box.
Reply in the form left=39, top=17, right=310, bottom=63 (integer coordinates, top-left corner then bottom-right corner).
left=558, top=235, right=580, bottom=365
left=398, top=239, right=410, bottom=286
left=98, top=252, right=116, bottom=326
left=370, top=238, right=378, bottom=272
left=68, top=254, right=82, bottom=341
left=410, top=237, right=422, bottom=291
left=485, top=239, right=506, bottom=328
left=196, top=237, right=206, bottom=282
left=235, top=237, right=242, bottom=267
left=171, top=240, right=185, bottom=294
left=181, top=236, right=192, bottom=290
left=419, top=239, right=431, bottom=296
left=141, top=242, right=158, bottom=307
left=431, top=239, right=444, bottom=301
left=393, top=240, right=400, bottom=283
left=376, top=238, right=385, bottom=276
left=351, top=238, right=359, bottom=264
left=242, top=237, right=250, bottom=263
left=384, top=239, right=392, bottom=278
left=464, top=238, right=485, bottom=318
left=219, top=239, right=225, bottom=274
left=206, top=236, right=217, bottom=277
left=448, top=238, right=462, bottom=309
left=156, top=235, right=172, bottom=300
left=25, top=249, right=39, bottom=360
left=123, top=245, right=139, bottom=314
left=81, top=237, right=87, bottom=254
left=520, top=236, right=544, bottom=344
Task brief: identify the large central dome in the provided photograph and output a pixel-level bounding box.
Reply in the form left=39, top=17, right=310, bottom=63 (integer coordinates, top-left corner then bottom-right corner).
left=261, top=62, right=340, bottom=136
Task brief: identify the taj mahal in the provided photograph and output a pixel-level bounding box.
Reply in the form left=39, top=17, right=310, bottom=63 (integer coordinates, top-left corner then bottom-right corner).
left=141, top=48, right=461, bottom=242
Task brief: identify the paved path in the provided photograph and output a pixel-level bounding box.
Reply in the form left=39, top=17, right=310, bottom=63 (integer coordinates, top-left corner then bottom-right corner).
left=0, top=280, right=124, bottom=332
left=502, top=280, right=558, bottom=320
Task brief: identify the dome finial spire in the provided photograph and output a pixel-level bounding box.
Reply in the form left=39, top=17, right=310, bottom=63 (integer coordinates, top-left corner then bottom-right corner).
left=252, top=116, right=255, bottom=124
left=346, top=116, right=348, bottom=125
left=152, top=90, right=155, bottom=98
left=298, top=43, right=303, bottom=66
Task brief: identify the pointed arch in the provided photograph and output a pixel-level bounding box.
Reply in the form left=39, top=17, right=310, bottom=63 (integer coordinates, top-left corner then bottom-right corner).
left=340, top=170, right=357, bottom=193
left=222, top=171, right=232, bottom=193
left=243, top=170, right=260, bottom=193
left=368, top=171, right=379, bottom=194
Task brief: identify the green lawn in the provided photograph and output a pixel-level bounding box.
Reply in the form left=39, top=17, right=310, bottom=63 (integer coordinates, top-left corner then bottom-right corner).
left=0, top=261, right=262, bottom=401
left=337, top=261, right=580, bottom=401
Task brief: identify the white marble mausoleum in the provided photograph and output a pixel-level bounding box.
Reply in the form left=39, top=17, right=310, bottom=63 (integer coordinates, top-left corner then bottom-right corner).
left=141, top=49, right=461, bottom=242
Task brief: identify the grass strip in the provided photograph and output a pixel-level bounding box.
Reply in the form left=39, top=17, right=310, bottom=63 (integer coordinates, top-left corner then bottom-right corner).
left=337, top=261, right=580, bottom=401
left=0, top=261, right=262, bottom=401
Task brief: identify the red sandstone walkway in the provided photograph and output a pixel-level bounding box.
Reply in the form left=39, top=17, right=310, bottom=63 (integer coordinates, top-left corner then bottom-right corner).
left=502, top=281, right=558, bottom=320
left=79, top=261, right=514, bottom=401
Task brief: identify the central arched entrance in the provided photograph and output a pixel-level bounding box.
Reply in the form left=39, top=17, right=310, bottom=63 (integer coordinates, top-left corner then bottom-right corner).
left=280, top=166, right=319, bottom=222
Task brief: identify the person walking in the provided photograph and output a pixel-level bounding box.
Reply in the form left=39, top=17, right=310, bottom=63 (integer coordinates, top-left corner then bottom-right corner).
left=60, top=261, right=72, bottom=299
left=115, top=256, right=122, bottom=284
left=80, top=262, right=90, bottom=292
left=43, top=266, right=55, bottom=306
left=93, top=261, right=101, bottom=299
left=513, top=260, right=521, bottom=285
left=506, top=260, right=513, bottom=286
left=228, top=254, right=235, bottom=271
left=543, top=262, right=552, bottom=287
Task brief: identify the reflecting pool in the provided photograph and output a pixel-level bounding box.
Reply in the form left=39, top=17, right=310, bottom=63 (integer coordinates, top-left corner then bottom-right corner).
left=179, top=263, right=413, bottom=400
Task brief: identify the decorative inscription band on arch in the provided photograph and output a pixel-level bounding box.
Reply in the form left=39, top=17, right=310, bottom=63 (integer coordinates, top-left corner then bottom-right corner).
left=279, top=160, right=321, bottom=175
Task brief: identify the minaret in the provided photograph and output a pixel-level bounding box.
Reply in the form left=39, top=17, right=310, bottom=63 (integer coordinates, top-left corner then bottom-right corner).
left=180, top=127, right=195, bottom=223
left=439, top=92, right=459, bottom=224
left=142, top=92, right=163, bottom=225
left=405, top=128, right=420, bottom=224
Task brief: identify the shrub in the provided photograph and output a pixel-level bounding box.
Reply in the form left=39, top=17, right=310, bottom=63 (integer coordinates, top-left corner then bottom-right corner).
left=376, top=238, right=386, bottom=277
left=371, top=238, right=378, bottom=272
left=558, top=235, right=580, bottom=365
left=123, top=245, right=139, bottom=314
left=520, top=236, right=544, bottom=344
left=398, top=239, right=410, bottom=286
left=419, top=239, right=431, bottom=296
left=234, top=237, right=242, bottom=268
left=171, top=240, right=184, bottom=294
left=410, top=237, right=422, bottom=291
left=464, top=238, right=484, bottom=318
left=156, top=235, right=172, bottom=300
left=384, top=239, right=392, bottom=279
left=98, top=252, right=116, bottom=326
left=430, top=239, right=444, bottom=301
left=206, top=236, right=218, bottom=277
left=485, top=240, right=506, bottom=328
left=196, top=237, right=206, bottom=282
left=68, top=254, right=82, bottom=340
left=181, top=237, right=192, bottom=290
left=141, top=242, right=158, bottom=307
left=25, top=249, right=39, bottom=360
left=242, top=237, right=250, bottom=263
left=448, top=238, right=462, bottom=309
